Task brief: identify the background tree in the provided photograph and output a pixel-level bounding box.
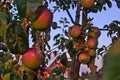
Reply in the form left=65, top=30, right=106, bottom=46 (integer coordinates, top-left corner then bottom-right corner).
left=0, top=0, right=120, bottom=80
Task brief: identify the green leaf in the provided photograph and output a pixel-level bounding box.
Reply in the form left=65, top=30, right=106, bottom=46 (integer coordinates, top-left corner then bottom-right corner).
left=5, top=21, right=29, bottom=54
left=0, top=7, right=11, bottom=23
left=13, top=0, right=43, bottom=18
left=106, top=1, right=112, bottom=8
left=53, top=34, right=60, bottom=40
left=103, top=54, right=120, bottom=80
left=60, top=53, right=67, bottom=66
left=117, top=2, right=120, bottom=8
left=53, top=40, right=60, bottom=46
left=13, top=0, right=27, bottom=18
left=103, top=38, right=120, bottom=80
left=5, top=59, right=18, bottom=69
left=107, top=38, right=120, bottom=54
left=0, top=12, right=7, bottom=42
left=103, top=6, right=106, bottom=11
left=26, top=0, right=43, bottom=18
left=3, top=72, right=11, bottom=80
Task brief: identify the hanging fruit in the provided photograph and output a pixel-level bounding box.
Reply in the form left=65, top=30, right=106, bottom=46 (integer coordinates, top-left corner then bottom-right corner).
left=31, top=6, right=53, bottom=31
left=78, top=52, right=90, bottom=63
left=81, top=0, right=95, bottom=8
left=89, top=27, right=101, bottom=38
left=87, top=38, right=98, bottom=49
left=68, top=25, right=81, bottom=38
left=22, top=48, right=43, bottom=69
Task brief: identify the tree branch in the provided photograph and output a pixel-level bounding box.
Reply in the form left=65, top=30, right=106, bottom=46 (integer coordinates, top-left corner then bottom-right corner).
left=72, top=1, right=82, bottom=80
left=60, top=0, right=75, bottom=25
left=99, top=28, right=108, bottom=31
left=75, top=0, right=81, bottom=25
left=82, top=9, right=88, bottom=28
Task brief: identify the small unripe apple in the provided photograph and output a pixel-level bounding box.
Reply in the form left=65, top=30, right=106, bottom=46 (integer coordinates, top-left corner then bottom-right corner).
left=88, top=49, right=96, bottom=56
left=90, top=27, right=101, bottom=38
left=81, top=0, right=95, bottom=8
left=68, top=25, right=81, bottom=38
left=22, top=48, right=43, bottom=69
left=31, top=6, right=53, bottom=31
left=79, top=53, right=90, bottom=63
left=73, top=41, right=80, bottom=48
left=87, top=38, right=98, bottom=49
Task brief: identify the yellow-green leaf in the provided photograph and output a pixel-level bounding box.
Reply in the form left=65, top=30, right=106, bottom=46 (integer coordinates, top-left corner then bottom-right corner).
left=3, top=73, right=11, bottom=80
left=5, top=21, right=29, bottom=54
left=0, top=12, right=7, bottom=42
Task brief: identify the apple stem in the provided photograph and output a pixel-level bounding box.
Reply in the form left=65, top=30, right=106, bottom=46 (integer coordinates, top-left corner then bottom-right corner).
left=41, top=32, right=45, bottom=53
left=15, top=54, right=20, bottom=62
left=35, top=31, right=42, bottom=53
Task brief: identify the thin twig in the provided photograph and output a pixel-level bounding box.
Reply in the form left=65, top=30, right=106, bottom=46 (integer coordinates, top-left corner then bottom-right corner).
left=52, top=6, right=59, bottom=14
left=99, top=28, right=108, bottom=31
left=75, top=0, right=81, bottom=25
left=49, top=46, right=59, bottom=52
left=60, top=0, right=75, bottom=24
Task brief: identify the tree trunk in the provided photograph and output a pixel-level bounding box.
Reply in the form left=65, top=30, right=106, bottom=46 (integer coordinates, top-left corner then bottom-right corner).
left=89, top=58, right=97, bottom=80
left=70, top=55, right=76, bottom=80
left=72, top=0, right=81, bottom=79
left=73, top=55, right=81, bottom=80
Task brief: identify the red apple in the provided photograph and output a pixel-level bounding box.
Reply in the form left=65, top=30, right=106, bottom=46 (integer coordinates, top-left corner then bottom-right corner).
left=31, top=6, right=53, bottom=31
left=68, top=25, right=81, bottom=38
left=22, top=48, right=43, bottom=69
left=90, top=27, right=101, bottom=38
left=87, top=38, right=98, bottom=49
left=81, top=0, right=95, bottom=8
left=79, top=53, right=90, bottom=63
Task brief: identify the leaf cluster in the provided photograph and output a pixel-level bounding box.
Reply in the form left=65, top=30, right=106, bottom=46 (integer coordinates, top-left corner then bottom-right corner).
left=104, top=20, right=120, bottom=43
left=5, top=21, right=29, bottom=54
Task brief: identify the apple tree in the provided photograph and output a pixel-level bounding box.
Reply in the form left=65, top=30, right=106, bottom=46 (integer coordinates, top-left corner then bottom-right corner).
left=0, top=0, right=120, bottom=80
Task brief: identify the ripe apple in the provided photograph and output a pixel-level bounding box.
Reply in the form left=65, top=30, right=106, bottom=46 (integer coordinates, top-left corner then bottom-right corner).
left=22, top=48, right=43, bottom=69
left=81, top=0, right=95, bottom=8
left=90, top=27, right=101, bottom=38
left=31, top=6, right=53, bottom=31
left=88, top=49, right=96, bottom=56
left=79, top=53, right=90, bottom=63
left=68, top=25, right=81, bottom=38
left=87, top=38, right=98, bottom=49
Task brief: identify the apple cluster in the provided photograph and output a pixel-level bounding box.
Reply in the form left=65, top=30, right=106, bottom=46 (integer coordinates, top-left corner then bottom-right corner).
left=78, top=27, right=101, bottom=64
left=67, top=24, right=101, bottom=64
